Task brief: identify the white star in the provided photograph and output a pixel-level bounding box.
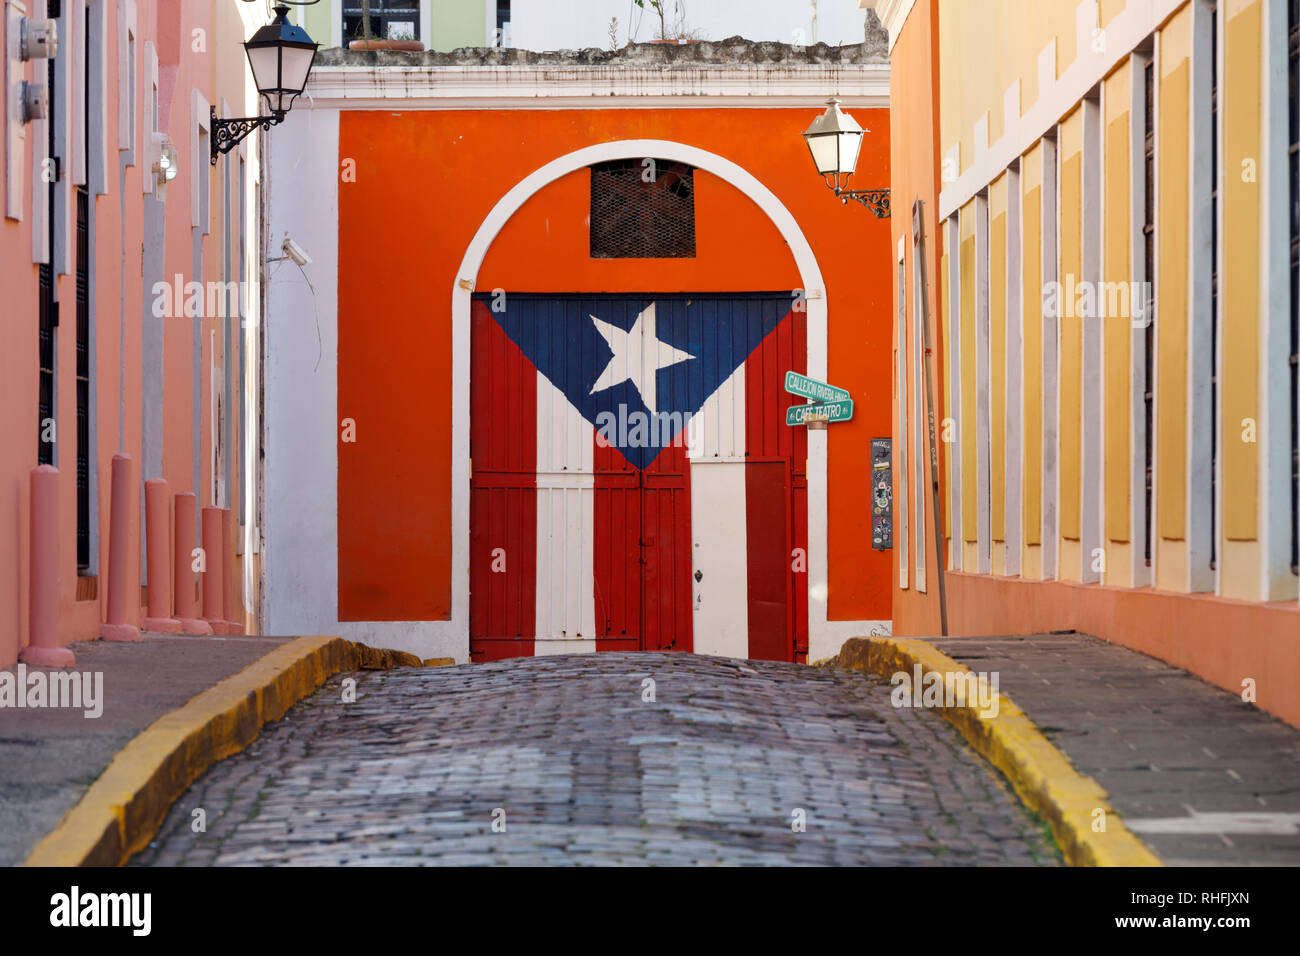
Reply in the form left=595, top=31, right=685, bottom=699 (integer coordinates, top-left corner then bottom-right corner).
left=588, top=303, right=694, bottom=415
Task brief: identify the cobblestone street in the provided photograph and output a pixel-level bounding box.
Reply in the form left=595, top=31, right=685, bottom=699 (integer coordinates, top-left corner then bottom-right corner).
left=133, top=654, right=1060, bottom=866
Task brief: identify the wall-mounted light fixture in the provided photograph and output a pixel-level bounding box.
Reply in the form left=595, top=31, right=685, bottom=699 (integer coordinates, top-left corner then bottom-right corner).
left=8, top=12, right=55, bottom=125
left=802, top=98, right=890, bottom=219
left=210, top=2, right=320, bottom=165
left=152, top=132, right=179, bottom=188
left=18, top=16, right=58, bottom=60
left=20, top=80, right=47, bottom=122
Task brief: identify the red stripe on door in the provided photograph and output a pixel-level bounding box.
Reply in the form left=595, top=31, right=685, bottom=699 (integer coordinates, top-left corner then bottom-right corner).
left=594, top=435, right=640, bottom=652
left=744, top=307, right=809, bottom=661
left=470, top=300, right=538, bottom=660
left=641, top=439, right=693, bottom=652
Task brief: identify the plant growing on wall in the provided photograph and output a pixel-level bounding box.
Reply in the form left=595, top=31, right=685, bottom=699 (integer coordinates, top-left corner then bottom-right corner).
left=632, top=1, right=700, bottom=43
left=360, top=0, right=373, bottom=44
left=633, top=0, right=668, bottom=40
left=349, top=0, right=422, bottom=51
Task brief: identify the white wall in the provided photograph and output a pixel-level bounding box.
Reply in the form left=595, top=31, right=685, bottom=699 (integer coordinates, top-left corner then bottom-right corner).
left=262, top=107, right=466, bottom=661
left=509, top=0, right=868, bottom=51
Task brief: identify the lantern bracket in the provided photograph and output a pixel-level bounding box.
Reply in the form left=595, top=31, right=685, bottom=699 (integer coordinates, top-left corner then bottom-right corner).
left=835, top=187, right=891, bottom=219
left=210, top=106, right=284, bottom=165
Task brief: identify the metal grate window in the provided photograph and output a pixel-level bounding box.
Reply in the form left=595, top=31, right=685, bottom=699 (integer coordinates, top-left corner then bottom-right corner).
left=75, top=189, right=89, bottom=571
left=1290, top=0, right=1299, bottom=574
left=1143, top=58, right=1156, bottom=568
left=75, top=1, right=90, bottom=574
left=38, top=1, right=59, bottom=466
left=342, top=1, right=420, bottom=41
left=1209, top=0, right=1220, bottom=572
left=590, top=159, right=696, bottom=259
left=38, top=261, right=55, bottom=464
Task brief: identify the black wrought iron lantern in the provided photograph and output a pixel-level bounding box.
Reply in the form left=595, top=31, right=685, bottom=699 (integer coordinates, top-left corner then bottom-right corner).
left=211, top=3, right=320, bottom=164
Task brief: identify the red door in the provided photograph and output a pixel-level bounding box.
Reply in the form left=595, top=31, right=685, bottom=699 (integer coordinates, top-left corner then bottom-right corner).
left=639, top=441, right=692, bottom=651
left=469, top=292, right=806, bottom=662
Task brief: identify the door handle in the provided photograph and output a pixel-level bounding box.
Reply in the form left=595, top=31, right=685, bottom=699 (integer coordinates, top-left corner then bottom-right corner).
left=694, top=569, right=703, bottom=582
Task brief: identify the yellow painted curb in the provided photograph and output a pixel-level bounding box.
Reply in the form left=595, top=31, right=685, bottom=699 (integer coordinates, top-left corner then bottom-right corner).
left=835, top=636, right=1163, bottom=867
left=22, top=636, right=422, bottom=867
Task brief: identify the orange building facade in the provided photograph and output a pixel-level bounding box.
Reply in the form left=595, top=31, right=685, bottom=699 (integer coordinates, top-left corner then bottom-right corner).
left=261, top=43, right=896, bottom=663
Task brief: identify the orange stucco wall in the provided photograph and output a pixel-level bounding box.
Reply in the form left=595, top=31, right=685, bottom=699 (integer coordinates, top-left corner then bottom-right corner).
left=944, top=572, right=1300, bottom=729
left=336, top=107, right=894, bottom=624
left=888, top=0, right=946, bottom=637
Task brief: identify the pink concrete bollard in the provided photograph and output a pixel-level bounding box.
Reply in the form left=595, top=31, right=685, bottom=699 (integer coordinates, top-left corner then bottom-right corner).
left=100, top=454, right=141, bottom=642
left=221, top=507, right=244, bottom=634
left=172, top=493, right=212, bottom=635
left=20, top=465, right=76, bottom=667
left=141, top=479, right=182, bottom=633
left=201, top=506, right=229, bottom=634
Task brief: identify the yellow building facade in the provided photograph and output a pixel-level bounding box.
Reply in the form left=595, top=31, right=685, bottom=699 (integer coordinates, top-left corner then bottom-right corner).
left=875, top=0, right=1300, bottom=727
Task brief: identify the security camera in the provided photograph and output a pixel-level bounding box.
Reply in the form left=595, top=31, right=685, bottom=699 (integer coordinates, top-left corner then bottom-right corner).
left=282, top=236, right=312, bottom=267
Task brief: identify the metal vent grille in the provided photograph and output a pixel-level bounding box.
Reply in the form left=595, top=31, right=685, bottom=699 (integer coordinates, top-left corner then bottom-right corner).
left=590, top=159, right=696, bottom=259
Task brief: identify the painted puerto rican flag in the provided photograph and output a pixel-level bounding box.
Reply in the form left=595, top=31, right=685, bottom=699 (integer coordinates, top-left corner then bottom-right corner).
left=470, top=293, right=808, bottom=663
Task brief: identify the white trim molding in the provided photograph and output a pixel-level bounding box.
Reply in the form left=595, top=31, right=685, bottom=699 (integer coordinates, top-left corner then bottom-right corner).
left=116, top=0, right=137, bottom=163
left=940, top=0, right=1191, bottom=219
left=1260, top=0, right=1299, bottom=601
left=190, top=87, right=210, bottom=232
left=454, top=138, right=858, bottom=663
left=302, top=63, right=890, bottom=111
left=945, top=213, right=962, bottom=571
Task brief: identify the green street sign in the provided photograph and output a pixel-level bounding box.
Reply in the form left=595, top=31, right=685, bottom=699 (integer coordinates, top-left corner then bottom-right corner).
left=787, top=399, right=854, bottom=426
left=784, top=371, right=850, bottom=404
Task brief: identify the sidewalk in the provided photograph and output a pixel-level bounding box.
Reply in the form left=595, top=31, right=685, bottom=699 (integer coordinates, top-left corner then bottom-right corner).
left=927, top=632, right=1300, bottom=866
left=0, top=634, right=289, bottom=866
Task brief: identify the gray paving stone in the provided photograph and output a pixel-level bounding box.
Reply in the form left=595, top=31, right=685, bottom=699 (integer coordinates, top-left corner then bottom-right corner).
left=930, top=632, right=1300, bottom=866
left=132, top=652, right=1061, bottom=866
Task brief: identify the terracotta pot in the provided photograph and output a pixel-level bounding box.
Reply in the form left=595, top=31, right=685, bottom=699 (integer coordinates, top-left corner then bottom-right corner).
left=348, top=38, right=425, bottom=51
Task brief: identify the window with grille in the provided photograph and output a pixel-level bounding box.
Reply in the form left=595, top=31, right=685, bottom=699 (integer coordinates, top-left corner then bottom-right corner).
left=1143, top=57, right=1156, bottom=568
left=496, top=1, right=511, bottom=46
left=76, top=185, right=89, bottom=573
left=1290, top=0, right=1299, bottom=574
left=1209, top=0, right=1220, bottom=572
left=75, top=0, right=90, bottom=576
left=342, top=1, right=420, bottom=42
left=590, top=159, right=696, bottom=259
left=38, top=1, right=59, bottom=466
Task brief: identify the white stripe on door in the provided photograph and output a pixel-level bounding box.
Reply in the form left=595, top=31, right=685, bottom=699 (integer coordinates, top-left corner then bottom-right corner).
left=688, top=365, right=749, bottom=659
left=535, top=371, right=596, bottom=654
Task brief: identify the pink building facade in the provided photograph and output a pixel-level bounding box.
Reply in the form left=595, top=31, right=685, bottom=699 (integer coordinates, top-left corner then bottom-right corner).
left=1, top=0, right=268, bottom=667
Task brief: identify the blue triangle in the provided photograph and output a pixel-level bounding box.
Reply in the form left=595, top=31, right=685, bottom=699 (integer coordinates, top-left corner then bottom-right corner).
left=485, top=296, right=790, bottom=470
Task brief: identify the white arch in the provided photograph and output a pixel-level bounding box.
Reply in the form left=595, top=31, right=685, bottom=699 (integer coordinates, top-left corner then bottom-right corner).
left=452, top=139, right=875, bottom=659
